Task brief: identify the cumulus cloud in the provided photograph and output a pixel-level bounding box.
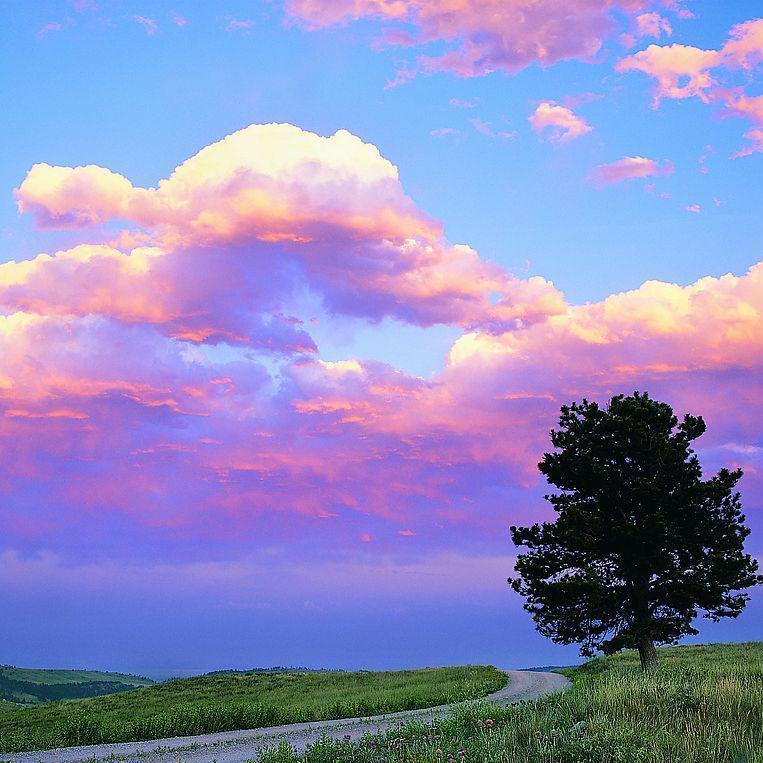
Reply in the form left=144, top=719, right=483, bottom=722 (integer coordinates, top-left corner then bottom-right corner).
left=529, top=101, right=593, bottom=143
left=0, top=244, right=316, bottom=351
left=588, top=156, right=674, bottom=186
left=617, top=43, right=721, bottom=104
left=448, top=263, right=763, bottom=400
left=14, top=123, right=565, bottom=333
left=286, top=0, right=662, bottom=78
left=3, top=121, right=763, bottom=579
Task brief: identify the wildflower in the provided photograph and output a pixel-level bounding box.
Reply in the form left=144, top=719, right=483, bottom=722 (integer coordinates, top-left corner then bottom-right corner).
left=551, top=729, right=557, bottom=738
left=486, top=718, right=494, bottom=727
left=344, top=735, right=351, bottom=741
left=436, top=749, right=442, bottom=756
left=534, top=730, right=542, bottom=740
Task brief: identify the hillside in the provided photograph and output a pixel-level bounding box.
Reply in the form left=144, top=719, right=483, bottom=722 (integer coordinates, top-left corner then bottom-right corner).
left=0, top=665, right=505, bottom=753
left=259, top=642, right=763, bottom=763
left=0, top=666, right=153, bottom=706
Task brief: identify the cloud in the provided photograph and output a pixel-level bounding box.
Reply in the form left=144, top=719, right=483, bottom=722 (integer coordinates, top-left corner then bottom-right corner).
left=469, top=119, right=517, bottom=140
left=446, top=264, right=763, bottom=431
left=635, top=11, right=672, bottom=39
left=223, top=18, right=255, bottom=33
left=285, top=0, right=662, bottom=78
left=14, top=124, right=564, bottom=333
left=620, top=11, right=672, bottom=48
left=721, top=92, right=763, bottom=156
left=37, top=22, right=63, bottom=40
left=449, top=98, right=479, bottom=109
left=529, top=101, right=593, bottom=143
left=3, top=121, right=762, bottom=583
left=134, top=16, right=158, bottom=35
left=0, top=244, right=316, bottom=351
left=722, top=18, right=763, bottom=71
left=588, top=156, right=674, bottom=186
left=617, top=43, right=721, bottom=104
left=618, top=17, right=763, bottom=153
left=430, top=127, right=459, bottom=138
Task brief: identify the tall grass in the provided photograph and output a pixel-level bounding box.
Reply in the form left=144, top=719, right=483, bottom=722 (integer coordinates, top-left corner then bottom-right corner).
left=258, top=642, right=763, bottom=763
left=0, top=665, right=505, bottom=753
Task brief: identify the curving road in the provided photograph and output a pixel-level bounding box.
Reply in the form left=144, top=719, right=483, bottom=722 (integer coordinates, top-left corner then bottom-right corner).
left=7, top=670, right=570, bottom=763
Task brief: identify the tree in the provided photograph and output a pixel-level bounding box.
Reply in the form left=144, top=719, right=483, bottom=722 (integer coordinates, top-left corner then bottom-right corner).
left=509, top=392, right=761, bottom=670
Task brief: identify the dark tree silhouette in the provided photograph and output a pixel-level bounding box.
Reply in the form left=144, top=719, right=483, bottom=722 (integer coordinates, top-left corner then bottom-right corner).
left=509, top=392, right=761, bottom=670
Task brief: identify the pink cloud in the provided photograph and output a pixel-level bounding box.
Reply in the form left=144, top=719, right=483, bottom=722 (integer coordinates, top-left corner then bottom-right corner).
left=171, top=14, right=188, bottom=28
left=618, top=17, right=763, bottom=152
left=449, top=97, right=479, bottom=109
left=3, top=122, right=763, bottom=579
left=37, top=22, right=63, bottom=39
left=636, top=11, right=672, bottom=39
left=722, top=18, right=763, bottom=71
left=721, top=92, right=763, bottom=156
left=469, top=119, right=516, bottom=140
left=0, top=244, right=316, bottom=351
left=529, top=101, right=593, bottom=143
left=588, top=156, right=674, bottom=186
left=617, top=43, right=721, bottom=104
left=134, top=15, right=158, bottom=35
left=620, top=12, right=671, bottom=48
left=14, top=124, right=565, bottom=333
left=619, top=18, right=763, bottom=100
left=224, top=18, right=255, bottom=33
left=286, top=0, right=661, bottom=78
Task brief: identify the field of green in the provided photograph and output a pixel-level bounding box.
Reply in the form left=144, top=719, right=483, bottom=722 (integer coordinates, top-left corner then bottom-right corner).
left=259, top=642, right=763, bottom=763
left=0, top=665, right=505, bottom=753
left=0, top=666, right=153, bottom=706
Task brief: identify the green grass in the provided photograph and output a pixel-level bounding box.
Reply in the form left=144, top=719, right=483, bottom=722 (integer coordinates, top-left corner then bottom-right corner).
left=0, top=665, right=505, bottom=753
left=0, top=666, right=153, bottom=707
left=258, top=642, right=763, bottom=763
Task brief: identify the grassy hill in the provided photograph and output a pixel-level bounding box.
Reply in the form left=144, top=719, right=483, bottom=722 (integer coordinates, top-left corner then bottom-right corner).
left=259, top=642, right=763, bottom=763
left=0, top=666, right=153, bottom=707
left=0, top=665, right=505, bottom=753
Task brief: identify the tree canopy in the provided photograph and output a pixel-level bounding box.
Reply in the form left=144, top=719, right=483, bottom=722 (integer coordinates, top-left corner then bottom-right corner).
left=509, top=392, right=761, bottom=670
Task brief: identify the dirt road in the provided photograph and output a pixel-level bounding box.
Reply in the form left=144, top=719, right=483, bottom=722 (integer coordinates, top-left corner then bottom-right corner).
left=8, top=670, right=570, bottom=763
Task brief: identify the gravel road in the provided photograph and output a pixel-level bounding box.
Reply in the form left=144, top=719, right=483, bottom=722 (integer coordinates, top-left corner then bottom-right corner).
left=7, top=670, right=570, bottom=763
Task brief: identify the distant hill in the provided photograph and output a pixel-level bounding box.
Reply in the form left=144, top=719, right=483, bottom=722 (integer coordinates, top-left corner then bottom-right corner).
left=0, top=666, right=154, bottom=706
left=202, top=666, right=338, bottom=676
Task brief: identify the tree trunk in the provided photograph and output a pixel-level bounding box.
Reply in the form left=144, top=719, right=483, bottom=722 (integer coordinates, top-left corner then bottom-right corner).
left=638, top=635, right=658, bottom=671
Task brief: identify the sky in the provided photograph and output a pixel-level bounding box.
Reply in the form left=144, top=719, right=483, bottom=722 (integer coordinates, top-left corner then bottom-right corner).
left=1, top=0, right=762, bottom=676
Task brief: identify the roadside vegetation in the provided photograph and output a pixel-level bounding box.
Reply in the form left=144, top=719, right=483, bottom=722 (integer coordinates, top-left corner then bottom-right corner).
left=0, top=665, right=505, bottom=753
left=258, top=642, right=763, bottom=763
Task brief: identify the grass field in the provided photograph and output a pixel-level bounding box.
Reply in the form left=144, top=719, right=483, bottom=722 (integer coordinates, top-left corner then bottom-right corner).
left=0, top=665, right=505, bottom=753
left=258, top=642, right=763, bottom=763
left=0, top=666, right=153, bottom=706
